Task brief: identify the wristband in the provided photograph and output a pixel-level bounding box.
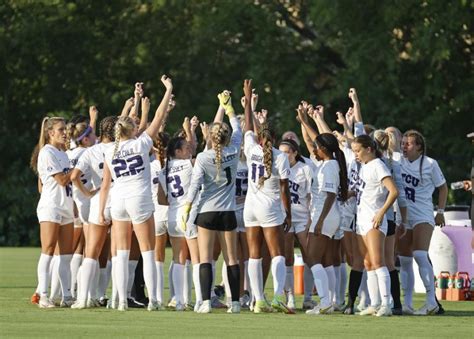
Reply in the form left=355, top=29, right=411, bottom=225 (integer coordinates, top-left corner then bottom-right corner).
left=437, top=209, right=444, bottom=214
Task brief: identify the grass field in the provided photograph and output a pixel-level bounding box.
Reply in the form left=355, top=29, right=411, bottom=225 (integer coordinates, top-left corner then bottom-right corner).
left=1, top=247, right=473, bottom=338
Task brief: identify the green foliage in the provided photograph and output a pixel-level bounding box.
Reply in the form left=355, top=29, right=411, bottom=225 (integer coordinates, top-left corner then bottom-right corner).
left=1, top=0, right=472, bottom=245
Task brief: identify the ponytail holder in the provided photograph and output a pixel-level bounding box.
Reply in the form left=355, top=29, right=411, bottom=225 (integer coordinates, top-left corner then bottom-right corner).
left=76, top=125, right=93, bottom=142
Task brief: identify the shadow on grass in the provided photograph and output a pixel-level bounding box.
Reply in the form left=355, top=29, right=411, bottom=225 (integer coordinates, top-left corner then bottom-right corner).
left=443, top=310, right=474, bottom=317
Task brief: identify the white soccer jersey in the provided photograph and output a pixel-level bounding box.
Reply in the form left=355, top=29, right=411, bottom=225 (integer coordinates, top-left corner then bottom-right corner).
left=103, top=132, right=153, bottom=198
left=187, top=116, right=243, bottom=213
left=310, top=159, right=341, bottom=223
left=400, top=155, right=446, bottom=221
left=235, top=159, right=248, bottom=210
left=243, top=131, right=290, bottom=199
left=67, top=147, right=92, bottom=198
left=166, top=158, right=193, bottom=210
left=37, top=144, right=73, bottom=210
left=356, top=158, right=391, bottom=229
left=75, top=143, right=108, bottom=190
left=287, top=161, right=312, bottom=224
left=150, top=159, right=168, bottom=222
left=382, top=156, right=407, bottom=221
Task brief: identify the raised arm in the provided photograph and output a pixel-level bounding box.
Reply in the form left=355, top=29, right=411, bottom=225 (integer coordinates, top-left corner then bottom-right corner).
left=243, top=79, right=253, bottom=133
left=120, top=97, right=134, bottom=118
left=129, top=82, right=144, bottom=119
left=145, top=75, right=173, bottom=138
left=137, top=96, right=150, bottom=136
left=189, top=116, right=199, bottom=155
left=349, top=88, right=362, bottom=123
left=159, top=94, right=175, bottom=133
left=89, top=106, right=98, bottom=132
left=313, top=105, right=332, bottom=134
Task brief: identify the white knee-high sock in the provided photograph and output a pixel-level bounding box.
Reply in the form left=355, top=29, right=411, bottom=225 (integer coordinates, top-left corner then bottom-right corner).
left=303, top=264, right=314, bottom=302
left=399, top=256, right=414, bottom=308
left=70, top=254, right=83, bottom=298
left=184, top=260, right=192, bottom=304
left=375, top=266, right=391, bottom=306
left=127, top=260, right=138, bottom=298
left=222, top=261, right=231, bottom=300
left=89, top=261, right=100, bottom=300
left=311, top=264, right=330, bottom=307
left=193, top=263, right=202, bottom=305
left=111, top=256, right=118, bottom=303
left=116, top=250, right=130, bottom=303
left=243, top=260, right=250, bottom=292
left=413, top=250, right=436, bottom=306
left=78, top=258, right=96, bottom=302
left=156, top=261, right=164, bottom=303
left=333, top=265, right=341, bottom=304
left=325, top=265, right=336, bottom=304
left=210, top=260, right=217, bottom=298
left=141, top=250, right=157, bottom=303
left=358, top=270, right=370, bottom=307
left=168, top=260, right=174, bottom=299
left=98, top=260, right=111, bottom=298
left=58, top=254, right=73, bottom=298
left=338, top=263, right=347, bottom=306
left=285, top=266, right=294, bottom=294
left=172, top=263, right=185, bottom=304
left=271, top=256, right=286, bottom=297
left=50, top=255, right=61, bottom=300
left=367, top=270, right=380, bottom=307
left=37, top=254, right=53, bottom=297
left=248, top=258, right=264, bottom=301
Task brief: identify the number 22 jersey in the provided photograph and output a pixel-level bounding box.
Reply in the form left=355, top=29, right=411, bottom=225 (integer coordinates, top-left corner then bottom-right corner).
left=103, top=133, right=153, bottom=198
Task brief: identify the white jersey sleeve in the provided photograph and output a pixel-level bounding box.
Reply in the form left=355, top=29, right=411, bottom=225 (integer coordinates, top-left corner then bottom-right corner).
left=354, top=122, right=365, bottom=137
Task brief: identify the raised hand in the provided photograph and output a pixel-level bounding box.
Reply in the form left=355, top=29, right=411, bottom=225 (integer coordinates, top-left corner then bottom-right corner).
left=251, top=90, right=258, bottom=112
left=345, top=107, right=354, bottom=126
left=348, top=88, right=358, bottom=102
left=243, top=79, right=252, bottom=99
left=182, top=116, right=191, bottom=132
left=134, top=82, right=144, bottom=98
left=218, top=90, right=234, bottom=115
left=89, top=105, right=99, bottom=121
left=256, top=109, right=268, bottom=125
left=314, top=105, right=325, bottom=119
left=190, top=116, right=199, bottom=131
left=336, top=111, right=346, bottom=125
left=161, top=75, right=173, bottom=90
left=141, top=97, right=150, bottom=114
left=200, top=121, right=209, bottom=141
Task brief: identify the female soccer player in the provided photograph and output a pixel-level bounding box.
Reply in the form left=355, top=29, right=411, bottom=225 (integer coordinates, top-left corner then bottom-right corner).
left=352, top=134, right=399, bottom=317
left=240, top=80, right=293, bottom=314
left=373, top=129, right=408, bottom=315
left=31, top=116, right=75, bottom=308
left=278, top=138, right=312, bottom=311
left=398, top=130, right=447, bottom=315
left=181, top=89, right=242, bottom=313
left=304, top=132, right=348, bottom=315
left=70, top=116, right=116, bottom=309
left=99, top=75, right=173, bottom=311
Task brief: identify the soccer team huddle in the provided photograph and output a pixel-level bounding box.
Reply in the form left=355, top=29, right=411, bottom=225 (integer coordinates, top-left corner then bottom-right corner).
left=30, top=76, right=448, bottom=316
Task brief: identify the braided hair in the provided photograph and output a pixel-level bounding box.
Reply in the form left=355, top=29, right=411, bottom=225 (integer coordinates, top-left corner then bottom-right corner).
left=99, top=116, right=117, bottom=143
left=153, top=132, right=170, bottom=168
left=257, top=122, right=274, bottom=188
left=403, top=129, right=426, bottom=182
left=209, top=122, right=231, bottom=181
left=113, top=116, right=135, bottom=158
left=315, top=133, right=348, bottom=201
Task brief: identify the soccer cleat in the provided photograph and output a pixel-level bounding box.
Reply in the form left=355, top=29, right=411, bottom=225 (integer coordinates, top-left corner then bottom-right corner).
left=227, top=301, right=241, bottom=314
left=71, top=300, right=87, bottom=309
left=147, top=300, right=163, bottom=311
left=60, top=296, right=74, bottom=308
left=414, top=304, right=439, bottom=316
left=194, top=300, right=203, bottom=312
left=253, top=300, right=273, bottom=313
left=306, top=304, right=334, bottom=315
left=175, top=302, right=185, bottom=312
left=302, top=299, right=318, bottom=310
left=240, top=293, right=251, bottom=309
left=355, top=303, right=368, bottom=313
left=31, top=292, right=40, bottom=305
left=167, top=297, right=176, bottom=308
left=117, top=300, right=128, bottom=311
left=196, top=300, right=212, bottom=313
left=127, top=298, right=145, bottom=308
left=358, top=306, right=378, bottom=316
left=375, top=305, right=392, bottom=317
left=402, top=305, right=415, bottom=315
left=271, top=296, right=295, bottom=314
left=286, top=293, right=296, bottom=311
left=214, top=285, right=225, bottom=299
left=333, top=303, right=345, bottom=312
left=107, top=298, right=117, bottom=309
left=87, top=298, right=101, bottom=308
left=185, top=302, right=195, bottom=311
left=98, top=296, right=108, bottom=307
left=38, top=296, right=55, bottom=309
left=210, top=295, right=227, bottom=309
left=391, top=307, right=403, bottom=316
left=343, top=305, right=355, bottom=315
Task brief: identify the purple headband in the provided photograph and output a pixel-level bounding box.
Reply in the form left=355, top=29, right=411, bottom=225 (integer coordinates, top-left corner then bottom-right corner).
left=76, top=125, right=93, bottom=142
